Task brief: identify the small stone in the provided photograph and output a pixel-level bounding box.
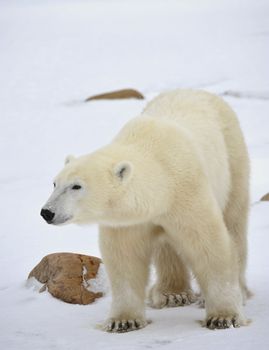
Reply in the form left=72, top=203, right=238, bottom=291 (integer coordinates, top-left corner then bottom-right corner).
left=85, top=89, right=144, bottom=102
left=28, top=252, right=103, bottom=304
left=260, top=193, right=269, bottom=201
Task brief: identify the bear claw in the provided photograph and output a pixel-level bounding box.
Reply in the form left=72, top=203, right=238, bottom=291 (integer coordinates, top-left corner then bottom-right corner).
left=149, top=290, right=197, bottom=309
left=206, top=316, right=240, bottom=330
left=103, top=318, right=147, bottom=333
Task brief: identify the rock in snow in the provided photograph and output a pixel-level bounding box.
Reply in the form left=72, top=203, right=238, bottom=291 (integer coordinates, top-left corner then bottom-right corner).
left=260, top=193, right=269, bottom=201
left=28, top=253, right=105, bottom=305
left=85, top=88, right=144, bottom=102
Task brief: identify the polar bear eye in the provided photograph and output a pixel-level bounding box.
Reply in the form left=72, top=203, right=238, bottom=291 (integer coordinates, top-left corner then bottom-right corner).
left=72, top=184, right=82, bottom=190
left=53, top=182, right=56, bottom=188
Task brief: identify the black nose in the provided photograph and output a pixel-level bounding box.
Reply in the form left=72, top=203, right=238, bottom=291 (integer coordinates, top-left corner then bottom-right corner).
left=40, top=208, right=55, bottom=223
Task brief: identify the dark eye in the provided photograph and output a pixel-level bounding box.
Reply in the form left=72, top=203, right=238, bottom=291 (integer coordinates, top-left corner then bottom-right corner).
left=72, top=184, right=82, bottom=190
left=53, top=182, right=56, bottom=188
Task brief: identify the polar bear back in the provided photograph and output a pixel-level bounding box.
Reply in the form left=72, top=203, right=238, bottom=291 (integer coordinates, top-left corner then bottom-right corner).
left=142, top=89, right=244, bottom=212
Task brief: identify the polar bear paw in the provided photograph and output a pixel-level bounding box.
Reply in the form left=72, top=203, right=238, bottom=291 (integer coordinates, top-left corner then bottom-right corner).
left=102, top=318, right=148, bottom=333
left=148, top=289, right=197, bottom=309
left=205, top=315, right=241, bottom=330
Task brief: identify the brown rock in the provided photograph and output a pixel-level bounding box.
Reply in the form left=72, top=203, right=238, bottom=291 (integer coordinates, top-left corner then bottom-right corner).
left=85, top=88, right=144, bottom=102
left=260, top=193, right=269, bottom=201
left=28, top=253, right=103, bottom=305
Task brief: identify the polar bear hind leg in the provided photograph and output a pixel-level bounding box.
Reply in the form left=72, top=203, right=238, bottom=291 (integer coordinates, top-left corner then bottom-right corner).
left=223, top=156, right=251, bottom=303
left=148, top=239, right=197, bottom=308
left=219, top=100, right=252, bottom=302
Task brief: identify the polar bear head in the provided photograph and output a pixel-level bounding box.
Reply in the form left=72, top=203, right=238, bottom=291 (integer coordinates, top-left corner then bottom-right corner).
left=40, top=145, right=171, bottom=227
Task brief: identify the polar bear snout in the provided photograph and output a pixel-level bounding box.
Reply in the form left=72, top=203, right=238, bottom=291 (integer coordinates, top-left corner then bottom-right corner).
left=40, top=208, right=55, bottom=223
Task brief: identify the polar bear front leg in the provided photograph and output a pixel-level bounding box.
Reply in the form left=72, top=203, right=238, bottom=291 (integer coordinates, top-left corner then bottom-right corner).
left=164, top=203, right=247, bottom=329
left=99, top=224, right=153, bottom=333
left=187, top=220, right=246, bottom=329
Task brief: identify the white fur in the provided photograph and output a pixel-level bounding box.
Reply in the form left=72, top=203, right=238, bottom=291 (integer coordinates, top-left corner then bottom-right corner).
left=42, top=89, right=250, bottom=332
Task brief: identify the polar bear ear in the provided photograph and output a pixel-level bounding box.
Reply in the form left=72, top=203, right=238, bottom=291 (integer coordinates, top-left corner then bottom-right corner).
left=114, top=161, right=133, bottom=181
left=65, top=155, right=76, bottom=165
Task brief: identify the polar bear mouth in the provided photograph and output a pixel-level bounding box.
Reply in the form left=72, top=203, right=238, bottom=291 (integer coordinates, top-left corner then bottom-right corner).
left=52, top=215, right=73, bottom=226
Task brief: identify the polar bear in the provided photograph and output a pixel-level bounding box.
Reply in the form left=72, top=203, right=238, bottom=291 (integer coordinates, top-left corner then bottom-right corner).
left=41, top=89, right=250, bottom=332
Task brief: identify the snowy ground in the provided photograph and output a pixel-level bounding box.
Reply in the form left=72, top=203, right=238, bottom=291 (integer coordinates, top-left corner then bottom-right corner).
left=0, top=0, right=269, bottom=349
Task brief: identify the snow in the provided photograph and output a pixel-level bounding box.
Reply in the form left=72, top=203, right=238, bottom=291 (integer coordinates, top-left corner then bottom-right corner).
left=83, top=263, right=109, bottom=295
left=0, top=0, right=269, bottom=349
left=26, top=277, right=46, bottom=293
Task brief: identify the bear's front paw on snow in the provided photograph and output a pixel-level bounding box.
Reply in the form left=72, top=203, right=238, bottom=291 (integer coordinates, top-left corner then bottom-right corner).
left=102, top=318, right=148, bottom=333
left=205, top=315, right=241, bottom=330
